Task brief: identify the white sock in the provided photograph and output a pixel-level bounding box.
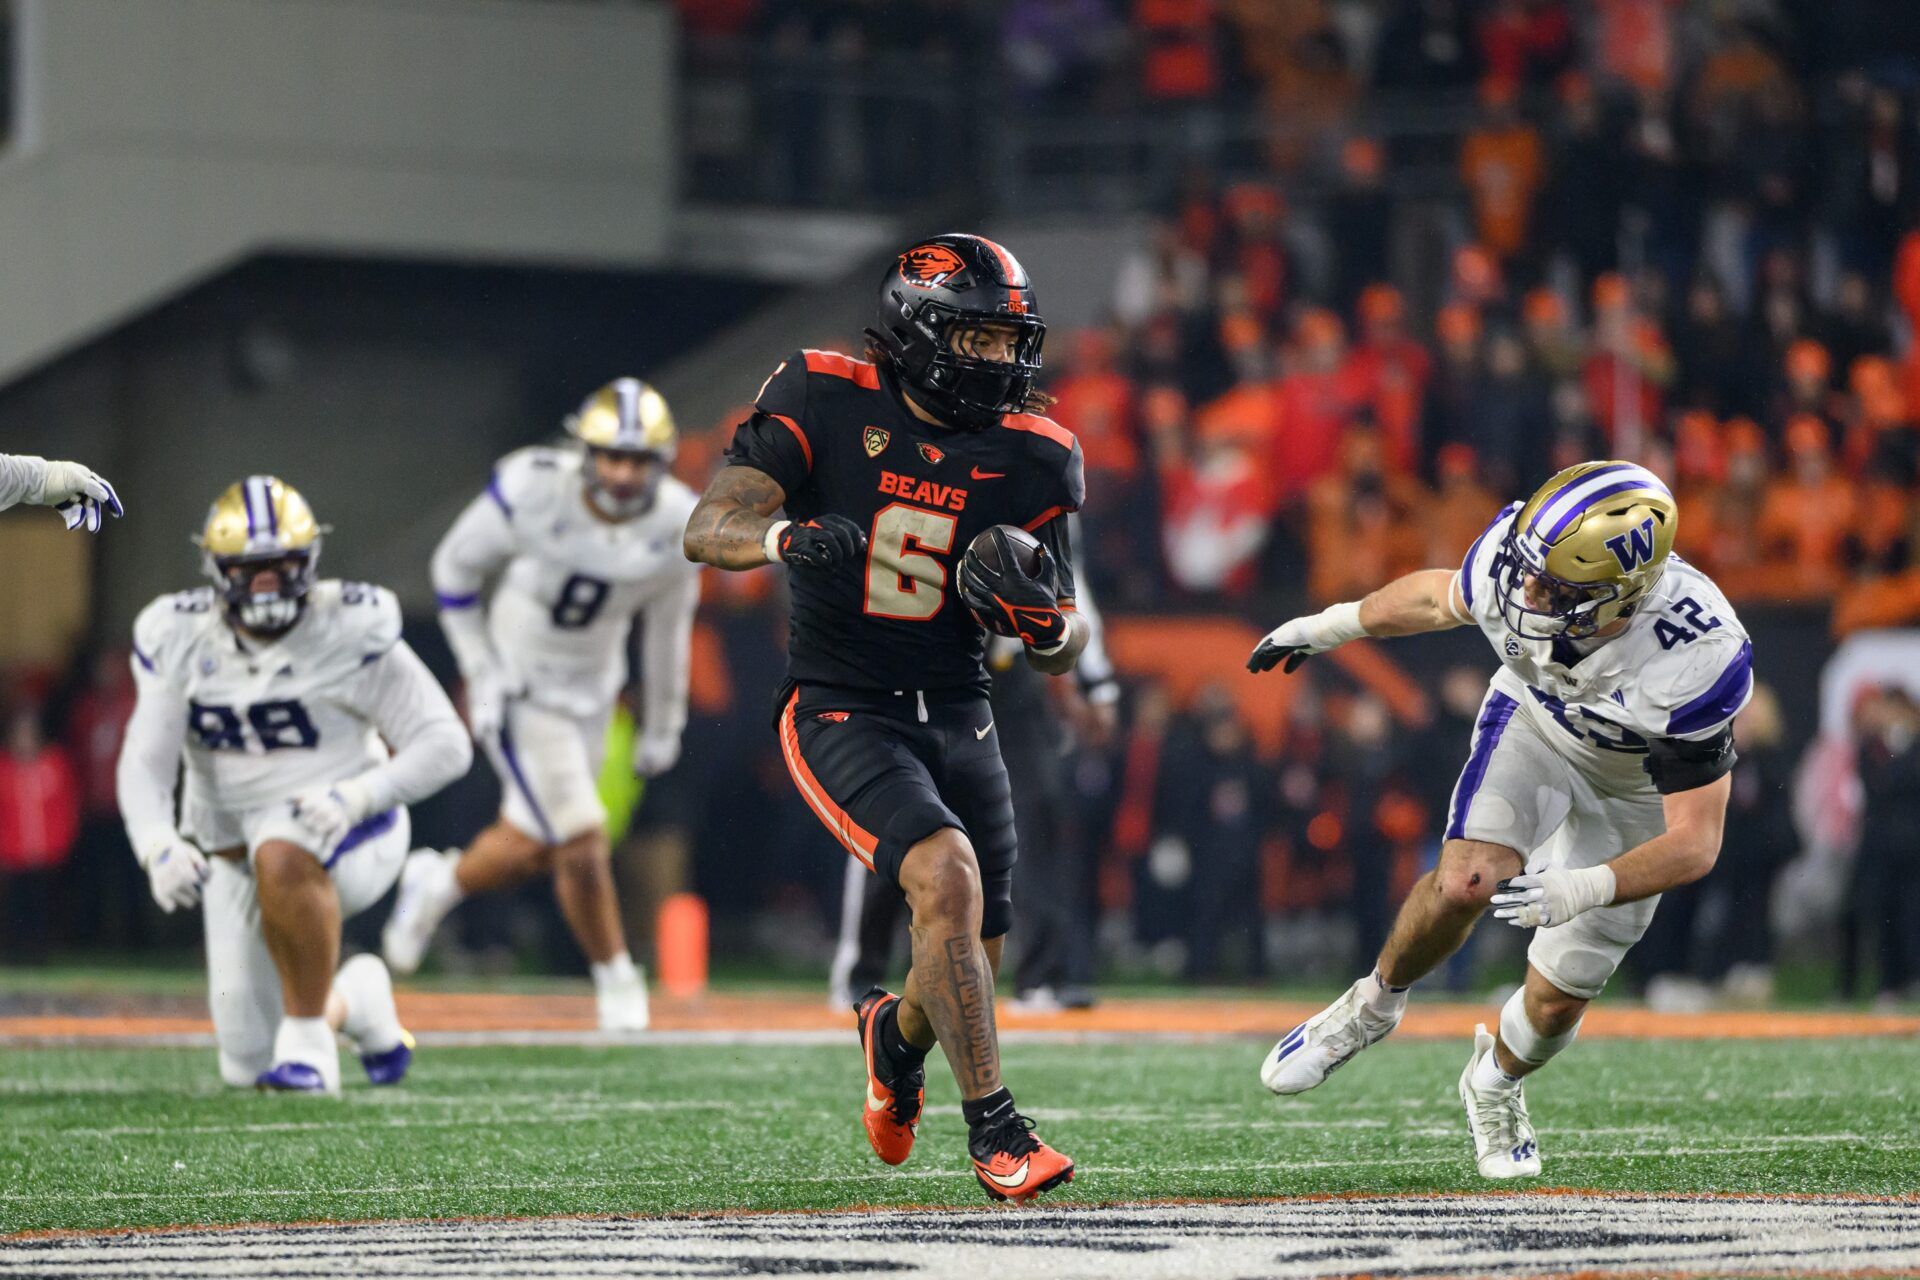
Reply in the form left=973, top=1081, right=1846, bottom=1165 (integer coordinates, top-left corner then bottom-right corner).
left=424, top=849, right=466, bottom=914
left=1471, top=1044, right=1522, bottom=1093
left=272, top=1015, right=339, bottom=1088
left=1357, top=967, right=1409, bottom=1017
left=331, top=954, right=405, bottom=1054
left=591, top=952, right=640, bottom=993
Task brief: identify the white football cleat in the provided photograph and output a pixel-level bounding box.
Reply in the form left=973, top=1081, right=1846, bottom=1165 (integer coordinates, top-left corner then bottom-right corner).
left=1458, top=1023, right=1542, bottom=1179
left=1261, top=978, right=1402, bottom=1095
left=597, top=966, right=651, bottom=1032
left=382, top=849, right=461, bottom=976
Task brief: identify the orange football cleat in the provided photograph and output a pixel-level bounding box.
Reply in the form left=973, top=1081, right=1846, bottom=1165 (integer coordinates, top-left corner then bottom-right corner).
left=969, top=1112, right=1074, bottom=1203
left=853, top=987, right=923, bottom=1166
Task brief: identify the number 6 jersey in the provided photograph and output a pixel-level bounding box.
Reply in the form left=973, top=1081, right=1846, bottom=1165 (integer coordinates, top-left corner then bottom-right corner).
left=1452, top=501, right=1754, bottom=790
left=431, top=446, right=702, bottom=722
left=725, top=349, right=1085, bottom=692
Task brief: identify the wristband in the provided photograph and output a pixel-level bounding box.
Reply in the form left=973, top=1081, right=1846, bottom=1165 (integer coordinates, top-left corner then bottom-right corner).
left=1570, top=864, right=1617, bottom=911
left=1313, top=600, right=1368, bottom=647
left=1028, top=635, right=1069, bottom=657
left=763, top=520, right=791, bottom=564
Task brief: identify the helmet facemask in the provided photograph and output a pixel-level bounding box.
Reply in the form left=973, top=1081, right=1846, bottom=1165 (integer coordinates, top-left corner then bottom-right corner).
left=206, top=544, right=320, bottom=636
left=885, top=304, right=1045, bottom=430
left=1496, top=530, right=1632, bottom=640
left=582, top=446, right=666, bottom=522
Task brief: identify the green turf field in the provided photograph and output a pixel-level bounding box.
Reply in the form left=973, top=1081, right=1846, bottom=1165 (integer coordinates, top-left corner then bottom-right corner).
left=2, top=1034, right=1914, bottom=1236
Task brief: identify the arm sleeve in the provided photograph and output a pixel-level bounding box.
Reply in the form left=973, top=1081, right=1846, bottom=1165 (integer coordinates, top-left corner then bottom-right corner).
left=0, top=454, right=47, bottom=511
left=349, top=640, right=474, bottom=814
left=1030, top=510, right=1080, bottom=611
left=637, top=566, right=701, bottom=743
left=115, top=655, right=187, bottom=865
left=431, top=488, right=517, bottom=677
left=1646, top=725, right=1739, bottom=794
left=1028, top=439, right=1086, bottom=601
left=1062, top=517, right=1117, bottom=693
left=722, top=353, right=813, bottom=496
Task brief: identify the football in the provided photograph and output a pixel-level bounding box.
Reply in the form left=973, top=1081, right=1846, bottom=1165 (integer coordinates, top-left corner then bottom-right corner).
left=965, top=524, right=1044, bottom=579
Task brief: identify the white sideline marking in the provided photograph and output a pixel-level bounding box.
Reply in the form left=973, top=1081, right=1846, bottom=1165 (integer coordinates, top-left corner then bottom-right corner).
left=9, top=1141, right=1920, bottom=1203
left=3, top=1194, right=1917, bottom=1279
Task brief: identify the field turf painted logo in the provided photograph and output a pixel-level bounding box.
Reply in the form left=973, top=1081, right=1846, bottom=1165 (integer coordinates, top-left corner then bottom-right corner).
left=864, top=426, right=890, bottom=458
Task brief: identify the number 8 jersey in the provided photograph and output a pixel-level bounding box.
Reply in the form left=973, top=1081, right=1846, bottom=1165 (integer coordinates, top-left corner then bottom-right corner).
left=431, top=446, right=702, bottom=721
left=725, top=349, right=1084, bottom=692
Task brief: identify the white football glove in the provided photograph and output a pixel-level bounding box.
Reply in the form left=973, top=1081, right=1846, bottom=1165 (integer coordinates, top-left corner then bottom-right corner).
left=1490, top=864, right=1617, bottom=930
left=464, top=664, right=526, bottom=742
left=144, top=837, right=211, bottom=914
left=631, top=731, right=682, bottom=779
left=1247, top=601, right=1367, bottom=674
left=35, top=459, right=124, bottom=533
left=287, top=776, right=376, bottom=855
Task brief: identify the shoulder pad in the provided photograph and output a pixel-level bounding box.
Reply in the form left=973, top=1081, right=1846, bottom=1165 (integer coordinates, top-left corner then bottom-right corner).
left=131, top=589, right=216, bottom=677
left=1000, top=411, right=1078, bottom=456
left=490, top=446, right=575, bottom=520
left=312, top=579, right=404, bottom=659
left=1655, top=633, right=1754, bottom=738
left=799, top=349, right=881, bottom=389
left=753, top=351, right=811, bottom=421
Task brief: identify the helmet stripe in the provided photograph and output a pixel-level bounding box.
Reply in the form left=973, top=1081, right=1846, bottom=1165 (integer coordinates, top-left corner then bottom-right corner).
left=613, top=378, right=640, bottom=447
left=975, top=236, right=1025, bottom=286
left=1533, top=465, right=1668, bottom=540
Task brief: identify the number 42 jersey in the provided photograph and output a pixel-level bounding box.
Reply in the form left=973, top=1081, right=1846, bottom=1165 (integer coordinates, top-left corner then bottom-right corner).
left=726, top=349, right=1085, bottom=692
left=1453, top=501, right=1755, bottom=784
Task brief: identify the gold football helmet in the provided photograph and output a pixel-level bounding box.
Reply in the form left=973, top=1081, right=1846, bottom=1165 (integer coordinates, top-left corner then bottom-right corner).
left=1499, top=460, right=1676, bottom=640
left=564, top=377, right=676, bottom=519
left=194, top=475, right=327, bottom=633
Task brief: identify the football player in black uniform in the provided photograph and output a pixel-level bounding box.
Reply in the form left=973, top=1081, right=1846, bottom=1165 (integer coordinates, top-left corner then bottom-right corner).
left=685, top=234, right=1085, bottom=1202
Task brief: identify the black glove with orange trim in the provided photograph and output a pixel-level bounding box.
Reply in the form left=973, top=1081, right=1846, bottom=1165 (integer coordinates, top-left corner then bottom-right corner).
left=959, top=533, right=1068, bottom=650
left=775, top=514, right=867, bottom=571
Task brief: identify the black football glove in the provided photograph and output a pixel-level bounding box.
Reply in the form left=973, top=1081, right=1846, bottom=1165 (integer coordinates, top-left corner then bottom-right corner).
left=958, top=535, right=1068, bottom=650
left=777, top=514, right=867, bottom=571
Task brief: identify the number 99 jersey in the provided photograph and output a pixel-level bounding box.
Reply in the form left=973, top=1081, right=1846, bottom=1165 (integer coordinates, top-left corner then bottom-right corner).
left=432, top=446, right=702, bottom=718
left=725, top=349, right=1084, bottom=692
left=129, top=580, right=411, bottom=820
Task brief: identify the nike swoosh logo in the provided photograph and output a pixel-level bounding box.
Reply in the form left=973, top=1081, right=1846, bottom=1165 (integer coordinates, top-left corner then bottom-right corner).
left=867, top=1084, right=891, bottom=1113
left=975, top=721, right=993, bottom=740
left=970, top=467, right=1005, bottom=480
left=980, top=1158, right=1030, bottom=1187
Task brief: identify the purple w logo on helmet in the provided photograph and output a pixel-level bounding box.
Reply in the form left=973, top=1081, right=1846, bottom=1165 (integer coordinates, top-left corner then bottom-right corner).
left=1604, top=517, right=1659, bottom=572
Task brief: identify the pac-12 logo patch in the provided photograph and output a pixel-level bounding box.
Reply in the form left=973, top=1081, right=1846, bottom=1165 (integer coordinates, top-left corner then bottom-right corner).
left=1604, top=516, right=1659, bottom=571
left=864, top=426, right=890, bottom=458
left=1504, top=635, right=1523, bottom=657
left=918, top=442, right=945, bottom=465
left=898, top=244, right=966, bottom=289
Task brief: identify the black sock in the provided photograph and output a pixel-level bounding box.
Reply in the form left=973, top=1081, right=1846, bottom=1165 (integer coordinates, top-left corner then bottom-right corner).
left=962, top=1086, right=1015, bottom=1132
left=876, top=999, right=927, bottom=1076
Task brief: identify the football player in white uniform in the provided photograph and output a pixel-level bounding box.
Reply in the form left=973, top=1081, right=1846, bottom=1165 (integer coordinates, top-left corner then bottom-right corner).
left=1249, top=462, right=1751, bottom=1179
left=384, top=378, right=701, bottom=1031
left=0, top=453, right=123, bottom=530
left=115, top=477, right=472, bottom=1093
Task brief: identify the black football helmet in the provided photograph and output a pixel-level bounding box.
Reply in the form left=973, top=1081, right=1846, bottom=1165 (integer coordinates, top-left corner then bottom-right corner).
left=866, top=233, right=1046, bottom=431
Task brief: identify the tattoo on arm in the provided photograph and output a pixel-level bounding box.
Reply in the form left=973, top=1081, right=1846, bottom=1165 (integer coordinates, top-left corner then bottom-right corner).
left=683, top=466, right=786, bottom=570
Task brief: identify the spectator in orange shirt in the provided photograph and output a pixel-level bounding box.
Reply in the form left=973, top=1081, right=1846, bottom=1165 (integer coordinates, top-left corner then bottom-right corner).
left=1756, top=414, right=1858, bottom=600
left=1521, top=286, right=1585, bottom=381
left=1582, top=272, right=1674, bottom=448
left=1270, top=308, right=1360, bottom=503
left=1136, top=0, right=1220, bottom=103
left=1773, top=338, right=1843, bottom=442
left=1305, top=426, right=1428, bottom=603
left=1848, top=355, right=1920, bottom=486
left=1702, top=417, right=1772, bottom=598
left=1460, top=77, right=1545, bottom=261
left=1668, top=409, right=1725, bottom=569
left=1342, top=284, right=1431, bottom=475
left=1051, top=327, right=1141, bottom=482
left=1425, top=442, right=1500, bottom=566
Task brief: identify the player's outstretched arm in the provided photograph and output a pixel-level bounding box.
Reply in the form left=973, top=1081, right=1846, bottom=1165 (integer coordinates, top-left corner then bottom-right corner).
left=0, top=454, right=124, bottom=531
left=684, top=465, right=788, bottom=570
left=1249, top=568, right=1466, bottom=674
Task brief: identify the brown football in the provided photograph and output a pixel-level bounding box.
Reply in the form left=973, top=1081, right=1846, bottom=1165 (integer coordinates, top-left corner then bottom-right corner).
left=966, top=524, right=1043, bottom=578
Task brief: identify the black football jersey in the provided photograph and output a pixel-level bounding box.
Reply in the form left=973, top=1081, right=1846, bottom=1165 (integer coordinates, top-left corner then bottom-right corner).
left=725, top=348, right=1085, bottom=692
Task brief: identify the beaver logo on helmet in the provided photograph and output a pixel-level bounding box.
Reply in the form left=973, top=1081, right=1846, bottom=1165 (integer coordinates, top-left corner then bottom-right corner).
left=899, top=244, right=967, bottom=289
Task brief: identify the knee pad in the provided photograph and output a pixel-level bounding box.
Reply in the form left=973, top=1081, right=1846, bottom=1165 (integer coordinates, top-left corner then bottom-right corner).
left=1498, top=985, right=1581, bottom=1067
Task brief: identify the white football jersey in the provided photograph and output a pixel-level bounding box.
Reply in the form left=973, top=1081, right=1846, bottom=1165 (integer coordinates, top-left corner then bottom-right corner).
left=431, top=447, right=701, bottom=721
left=1452, top=501, right=1754, bottom=780
left=127, top=580, right=418, bottom=815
